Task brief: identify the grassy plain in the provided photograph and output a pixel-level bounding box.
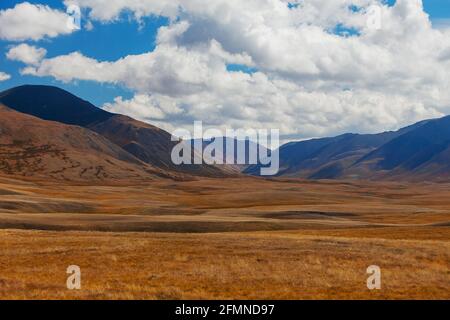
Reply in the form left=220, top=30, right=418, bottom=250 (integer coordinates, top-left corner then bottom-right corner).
left=0, top=175, right=448, bottom=299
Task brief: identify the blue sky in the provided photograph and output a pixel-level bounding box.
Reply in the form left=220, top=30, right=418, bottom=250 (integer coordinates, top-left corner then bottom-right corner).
left=0, top=0, right=448, bottom=108
left=424, top=0, right=450, bottom=18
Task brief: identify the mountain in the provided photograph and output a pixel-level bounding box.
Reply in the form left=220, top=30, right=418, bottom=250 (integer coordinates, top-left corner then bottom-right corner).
left=351, top=116, right=450, bottom=181
left=0, top=85, right=227, bottom=177
left=0, top=104, right=165, bottom=181
left=2, top=84, right=449, bottom=182
left=0, top=85, right=112, bottom=126
left=247, top=115, right=450, bottom=181
left=245, top=132, right=397, bottom=178
left=190, top=137, right=270, bottom=173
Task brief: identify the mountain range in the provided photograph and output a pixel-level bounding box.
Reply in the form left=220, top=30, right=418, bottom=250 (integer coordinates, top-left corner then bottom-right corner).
left=246, top=116, right=450, bottom=181
left=1, top=85, right=449, bottom=182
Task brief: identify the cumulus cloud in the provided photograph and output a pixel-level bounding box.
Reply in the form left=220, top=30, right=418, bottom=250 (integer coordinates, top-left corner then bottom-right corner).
left=103, top=75, right=442, bottom=139
left=23, top=41, right=255, bottom=96
left=103, top=95, right=184, bottom=132
left=0, top=2, right=74, bottom=41
left=6, top=44, right=47, bottom=66
left=0, top=72, right=11, bottom=82
left=21, top=0, right=450, bottom=139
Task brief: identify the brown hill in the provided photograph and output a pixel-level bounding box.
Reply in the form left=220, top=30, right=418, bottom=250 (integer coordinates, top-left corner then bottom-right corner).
left=0, top=85, right=229, bottom=178
left=0, top=105, right=169, bottom=181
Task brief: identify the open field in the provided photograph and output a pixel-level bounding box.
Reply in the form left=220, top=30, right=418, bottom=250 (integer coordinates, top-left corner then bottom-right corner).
left=0, top=175, right=449, bottom=299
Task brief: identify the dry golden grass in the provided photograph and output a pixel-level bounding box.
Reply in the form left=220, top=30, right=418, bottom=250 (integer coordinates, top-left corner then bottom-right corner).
left=0, top=175, right=449, bottom=299
left=0, top=229, right=448, bottom=300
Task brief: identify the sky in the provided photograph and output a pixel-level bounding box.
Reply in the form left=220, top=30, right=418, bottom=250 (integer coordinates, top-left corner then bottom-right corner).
left=1, top=0, right=450, bottom=141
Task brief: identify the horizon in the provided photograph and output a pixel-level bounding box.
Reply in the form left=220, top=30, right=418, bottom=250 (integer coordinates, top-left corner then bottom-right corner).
left=0, top=82, right=448, bottom=148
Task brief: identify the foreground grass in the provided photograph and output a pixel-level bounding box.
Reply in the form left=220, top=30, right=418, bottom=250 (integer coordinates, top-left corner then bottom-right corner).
left=0, top=177, right=448, bottom=299
left=0, top=228, right=448, bottom=300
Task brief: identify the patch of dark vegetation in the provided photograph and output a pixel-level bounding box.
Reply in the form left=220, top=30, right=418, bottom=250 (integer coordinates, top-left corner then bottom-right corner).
left=0, top=201, right=96, bottom=213
left=0, top=143, right=65, bottom=174
left=432, top=221, right=450, bottom=227
left=0, top=221, right=302, bottom=233
left=312, top=239, right=351, bottom=246
left=261, top=211, right=357, bottom=219
left=0, top=189, right=22, bottom=196
left=137, top=207, right=207, bottom=216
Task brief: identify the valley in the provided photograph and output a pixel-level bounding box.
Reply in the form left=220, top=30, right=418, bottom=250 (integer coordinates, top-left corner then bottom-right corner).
left=0, top=175, right=448, bottom=299
left=0, top=85, right=448, bottom=300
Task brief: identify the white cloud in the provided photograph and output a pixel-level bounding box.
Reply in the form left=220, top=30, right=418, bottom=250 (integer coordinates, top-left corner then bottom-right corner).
left=85, top=20, right=94, bottom=31
left=21, top=0, right=450, bottom=139
left=6, top=44, right=47, bottom=66
left=0, top=2, right=74, bottom=41
left=23, top=41, right=255, bottom=96
left=103, top=74, right=442, bottom=139
left=104, top=95, right=183, bottom=122
left=0, top=72, right=11, bottom=82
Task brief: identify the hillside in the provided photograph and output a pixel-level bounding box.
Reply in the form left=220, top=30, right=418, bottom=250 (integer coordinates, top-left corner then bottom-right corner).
left=0, top=85, right=227, bottom=177
left=351, top=116, right=450, bottom=181
left=0, top=105, right=165, bottom=181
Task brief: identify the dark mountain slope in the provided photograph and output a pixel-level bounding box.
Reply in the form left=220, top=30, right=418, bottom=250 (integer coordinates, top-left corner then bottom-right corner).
left=244, top=137, right=334, bottom=176
left=0, top=85, right=112, bottom=126
left=351, top=116, right=450, bottom=180
left=246, top=131, right=397, bottom=178
left=246, top=115, right=449, bottom=181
